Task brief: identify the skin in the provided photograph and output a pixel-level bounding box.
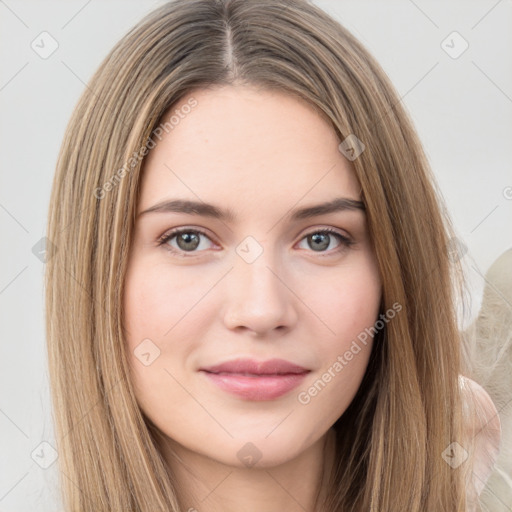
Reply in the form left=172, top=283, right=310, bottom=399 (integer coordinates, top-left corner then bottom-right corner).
left=123, top=85, right=382, bottom=512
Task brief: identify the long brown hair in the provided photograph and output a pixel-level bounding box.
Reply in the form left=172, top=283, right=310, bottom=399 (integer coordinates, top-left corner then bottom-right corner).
left=45, top=0, right=470, bottom=509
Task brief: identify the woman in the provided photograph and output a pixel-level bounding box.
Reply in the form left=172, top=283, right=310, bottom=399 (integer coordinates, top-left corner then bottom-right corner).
left=45, top=0, right=500, bottom=510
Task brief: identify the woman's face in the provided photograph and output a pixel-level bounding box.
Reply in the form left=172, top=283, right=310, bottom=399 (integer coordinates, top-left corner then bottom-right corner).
left=124, top=85, right=382, bottom=469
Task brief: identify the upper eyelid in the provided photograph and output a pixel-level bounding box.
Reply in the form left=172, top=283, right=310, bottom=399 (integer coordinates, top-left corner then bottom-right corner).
left=158, top=226, right=217, bottom=245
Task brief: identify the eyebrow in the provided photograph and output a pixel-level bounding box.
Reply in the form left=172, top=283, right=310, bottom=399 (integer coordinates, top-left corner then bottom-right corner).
left=137, top=197, right=365, bottom=222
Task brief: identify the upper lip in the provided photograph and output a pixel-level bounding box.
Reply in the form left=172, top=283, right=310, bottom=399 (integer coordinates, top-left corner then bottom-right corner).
left=200, top=358, right=310, bottom=376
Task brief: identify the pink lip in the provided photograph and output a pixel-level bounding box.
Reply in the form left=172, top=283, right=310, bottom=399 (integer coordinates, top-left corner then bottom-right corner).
left=199, top=358, right=310, bottom=401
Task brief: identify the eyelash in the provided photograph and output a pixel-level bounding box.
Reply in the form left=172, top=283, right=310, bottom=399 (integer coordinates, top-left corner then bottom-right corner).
left=156, top=227, right=354, bottom=258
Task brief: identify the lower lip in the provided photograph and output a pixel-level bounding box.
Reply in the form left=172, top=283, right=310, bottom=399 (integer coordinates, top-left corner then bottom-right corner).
left=200, top=371, right=309, bottom=401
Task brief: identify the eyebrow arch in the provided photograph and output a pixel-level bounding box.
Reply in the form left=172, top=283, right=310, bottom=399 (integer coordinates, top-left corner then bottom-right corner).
left=137, top=197, right=365, bottom=222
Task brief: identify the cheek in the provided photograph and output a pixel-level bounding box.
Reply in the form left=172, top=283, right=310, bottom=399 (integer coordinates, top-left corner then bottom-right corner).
left=124, top=260, right=162, bottom=343
left=123, top=262, right=190, bottom=413
left=305, top=251, right=382, bottom=340
left=295, top=253, right=381, bottom=413
left=123, top=257, right=216, bottom=401
left=331, top=261, right=381, bottom=364
left=123, top=258, right=208, bottom=347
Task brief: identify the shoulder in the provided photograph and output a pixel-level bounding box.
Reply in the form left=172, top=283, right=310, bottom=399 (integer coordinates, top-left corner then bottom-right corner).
left=459, top=375, right=502, bottom=497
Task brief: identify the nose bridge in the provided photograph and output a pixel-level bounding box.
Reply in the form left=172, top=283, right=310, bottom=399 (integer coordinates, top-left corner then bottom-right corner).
left=234, top=235, right=285, bottom=302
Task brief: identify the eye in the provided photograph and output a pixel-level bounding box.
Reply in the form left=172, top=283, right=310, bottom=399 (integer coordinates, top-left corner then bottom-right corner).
left=157, top=228, right=215, bottom=256
left=297, top=228, right=354, bottom=255
left=157, top=226, right=354, bottom=257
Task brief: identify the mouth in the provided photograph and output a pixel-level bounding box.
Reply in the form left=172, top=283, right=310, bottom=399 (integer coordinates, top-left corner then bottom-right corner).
left=199, top=358, right=310, bottom=401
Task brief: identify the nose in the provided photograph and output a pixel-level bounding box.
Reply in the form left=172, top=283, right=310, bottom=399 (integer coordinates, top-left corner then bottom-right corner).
left=222, top=246, right=298, bottom=336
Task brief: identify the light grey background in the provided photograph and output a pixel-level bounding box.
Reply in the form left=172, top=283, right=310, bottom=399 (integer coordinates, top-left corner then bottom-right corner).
left=1, top=1, right=511, bottom=510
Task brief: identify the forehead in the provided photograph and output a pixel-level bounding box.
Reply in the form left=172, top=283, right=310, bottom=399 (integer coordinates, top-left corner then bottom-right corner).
left=138, top=85, right=361, bottom=216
